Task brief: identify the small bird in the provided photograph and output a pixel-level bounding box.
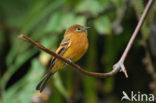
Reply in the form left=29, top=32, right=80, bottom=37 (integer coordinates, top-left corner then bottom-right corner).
left=36, top=24, right=90, bottom=92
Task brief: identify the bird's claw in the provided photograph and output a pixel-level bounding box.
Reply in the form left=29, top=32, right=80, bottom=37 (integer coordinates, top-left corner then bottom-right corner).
left=76, top=65, right=81, bottom=69
left=66, top=58, right=73, bottom=65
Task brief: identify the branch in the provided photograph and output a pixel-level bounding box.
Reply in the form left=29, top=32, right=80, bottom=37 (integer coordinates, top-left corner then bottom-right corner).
left=18, top=34, right=120, bottom=77
left=18, top=0, right=154, bottom=78
left=113, top=0, right=154, bottom=78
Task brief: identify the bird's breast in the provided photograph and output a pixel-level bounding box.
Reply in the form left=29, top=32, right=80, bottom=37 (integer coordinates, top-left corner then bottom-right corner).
left=63, top=34, right=88, bottom=62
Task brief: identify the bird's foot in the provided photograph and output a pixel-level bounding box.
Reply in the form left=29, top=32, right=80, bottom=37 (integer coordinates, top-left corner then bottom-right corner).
left=66, top=58, right=73, bottom=65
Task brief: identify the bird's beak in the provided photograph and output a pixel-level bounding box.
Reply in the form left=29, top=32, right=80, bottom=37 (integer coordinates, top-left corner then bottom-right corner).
left=82, top=27, right=91, bottom=31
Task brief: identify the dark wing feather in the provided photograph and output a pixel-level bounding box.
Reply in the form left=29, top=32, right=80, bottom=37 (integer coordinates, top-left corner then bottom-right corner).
left=48, top=47, right=67, bottom=70
left=35, top=36, right=71, bottom=92
left=48, top=36, right=71, bottom=71
left=36, top=72, right=53, bottom=92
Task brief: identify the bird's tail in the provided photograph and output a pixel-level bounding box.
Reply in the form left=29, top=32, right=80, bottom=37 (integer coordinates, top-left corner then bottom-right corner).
left=36, top=72, right=53, bottom=92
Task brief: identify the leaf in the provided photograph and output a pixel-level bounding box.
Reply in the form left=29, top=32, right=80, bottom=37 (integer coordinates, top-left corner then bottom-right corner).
left=111, top=0, right=122, bottom=9
left=45, top=12, right=63, bottom=33
left=2, top=48, right=37, bottom=89
left=1, top=59, right=44, bottom=103
left=94, top=16, right=112, bottom=34
left=20, top=0, right=65, bottom=34
left=53, top=72, right=68, bottom=98
left=61, top=13, right=86, bottom=29
left=75, top=0, right=104, bottom=16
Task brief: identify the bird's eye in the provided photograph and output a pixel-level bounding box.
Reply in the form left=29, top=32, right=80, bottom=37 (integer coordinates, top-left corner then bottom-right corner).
left=76, top=27, right=81, bottom=31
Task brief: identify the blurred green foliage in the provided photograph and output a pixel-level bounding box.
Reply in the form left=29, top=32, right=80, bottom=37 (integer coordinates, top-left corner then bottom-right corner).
left=0, top=0, right=155, bottom=103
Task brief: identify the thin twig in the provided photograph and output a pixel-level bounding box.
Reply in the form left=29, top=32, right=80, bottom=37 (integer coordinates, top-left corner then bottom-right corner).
left=19, top=34, right=120, bottom=77
left=113, top=0, right=154, bottom=78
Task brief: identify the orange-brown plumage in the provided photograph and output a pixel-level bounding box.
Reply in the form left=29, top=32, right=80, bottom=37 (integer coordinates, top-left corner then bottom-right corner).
left=36, top=24, right=89, bottom=92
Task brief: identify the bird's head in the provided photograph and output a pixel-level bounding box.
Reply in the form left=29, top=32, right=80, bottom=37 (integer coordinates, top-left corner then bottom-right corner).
left=65, top=24, right=90, bottom=36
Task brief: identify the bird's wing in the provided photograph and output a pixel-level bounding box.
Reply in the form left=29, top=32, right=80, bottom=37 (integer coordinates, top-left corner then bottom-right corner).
left=36, top=36, right=71, bottom=92
left=48, top=36, right=71, bottom=71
